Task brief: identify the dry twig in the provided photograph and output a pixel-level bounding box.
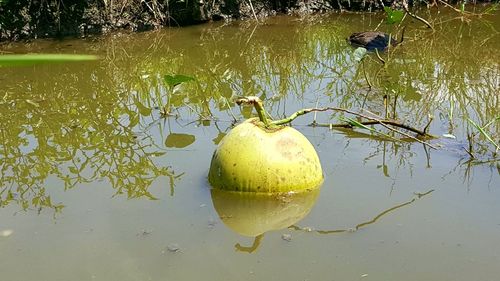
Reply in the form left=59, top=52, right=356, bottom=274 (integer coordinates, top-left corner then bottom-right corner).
left=271, top=106, right=437, bottom=149
left=402, top=0, right=435, bottom=30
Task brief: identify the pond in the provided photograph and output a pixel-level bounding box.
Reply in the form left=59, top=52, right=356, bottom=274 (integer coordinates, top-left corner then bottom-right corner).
left=1, top=8, right=499, bottom=281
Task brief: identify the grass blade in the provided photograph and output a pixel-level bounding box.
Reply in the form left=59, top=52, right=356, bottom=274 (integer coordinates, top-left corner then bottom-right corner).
left=340, top=116, right=399, bottom=141
left=467, top=118, right=500, bottom=152
left=0, top=54, right=98, bottom=67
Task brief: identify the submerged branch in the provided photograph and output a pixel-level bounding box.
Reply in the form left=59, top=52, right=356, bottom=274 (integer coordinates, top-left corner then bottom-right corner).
left=236, top=97, right=436, bottom=148
left=363, top=109, right=438, bottom=149
left=423, top=115, right=434, bottom=135
left=314, top=120, right=437, bottom=149
left=272, top=106, right=435, bottom=138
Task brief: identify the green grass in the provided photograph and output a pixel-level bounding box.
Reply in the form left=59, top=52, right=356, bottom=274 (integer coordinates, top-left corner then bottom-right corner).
left=0, top=54, right=98, bottom=67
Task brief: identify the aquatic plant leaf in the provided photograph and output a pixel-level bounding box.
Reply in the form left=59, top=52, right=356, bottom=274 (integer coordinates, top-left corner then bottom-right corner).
left=169, top=92, right=186, bottom=107
left=0, top=54, right=98, bottom=67
left=163, top=74, right=195, bottom=88
left=341, top=117, right=399, bottom=141
left=133, top=97, right=152, bottom=116
left=353, top=47, right=367, bottom=62
left=340, top=116, right=372, bottom=131
left=377, top=164, right=389, bottom=177
left=384, top=7, right=404, bottom=25
left=212, top=132, right=226, bottom=145
left=467, top=118, right=500, bottom=151
left=165, top=133, right=196, bottom=148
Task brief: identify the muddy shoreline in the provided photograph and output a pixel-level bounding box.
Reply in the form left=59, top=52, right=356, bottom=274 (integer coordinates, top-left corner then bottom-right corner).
left=0, top=0, right=493, bottom=42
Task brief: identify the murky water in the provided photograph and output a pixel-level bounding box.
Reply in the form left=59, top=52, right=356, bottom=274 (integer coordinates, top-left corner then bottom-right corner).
left=1, top=8, right=499, bottom=281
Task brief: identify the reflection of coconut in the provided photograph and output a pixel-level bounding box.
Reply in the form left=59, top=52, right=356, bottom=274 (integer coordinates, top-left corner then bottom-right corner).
left=211, top=189, right=320, bottom=237
left=208, top=118, right=323, bottom=193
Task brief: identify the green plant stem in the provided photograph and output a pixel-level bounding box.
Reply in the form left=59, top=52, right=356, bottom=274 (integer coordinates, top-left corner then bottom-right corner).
left=467, top=118, right=500, bottom=152
left=361, top=59, right=373, bottom=89
left=0, top=54, right=98, bottom=67
left=375, top=49, right=386, bottom=64
left=236, top=96, right=271, bottom=126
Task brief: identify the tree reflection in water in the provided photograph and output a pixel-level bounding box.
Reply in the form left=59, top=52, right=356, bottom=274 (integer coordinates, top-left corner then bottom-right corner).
left=0, top=62, right=182, bottom=213
left=1, top=11, right=498, bottom=213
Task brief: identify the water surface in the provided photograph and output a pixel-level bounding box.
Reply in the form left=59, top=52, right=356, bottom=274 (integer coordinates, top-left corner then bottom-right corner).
left=1, top=9, right=499, bottom=281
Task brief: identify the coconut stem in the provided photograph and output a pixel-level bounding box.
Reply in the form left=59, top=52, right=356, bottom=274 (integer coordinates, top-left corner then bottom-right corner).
left=271, top=109, right=309, bottom=126
left=236, top=96, right=271, bottom=126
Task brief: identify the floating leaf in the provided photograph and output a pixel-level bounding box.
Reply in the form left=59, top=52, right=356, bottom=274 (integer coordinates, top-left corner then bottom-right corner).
left=163, top=74, right=195, bottom=88
left=353, top=47, right=367, bottom=62
left=212, top=132, right=226, bottom=145
left=165, top=133, right=196, bottom=148
left=0, top=54, right=98, bottom=67
left=68, top=166, right=79, bottom=174
left=384, top=7, right=404, bottom=25
left=133, top=97, right=152, bottom=116
left=403, top=86, right=422, bottom=102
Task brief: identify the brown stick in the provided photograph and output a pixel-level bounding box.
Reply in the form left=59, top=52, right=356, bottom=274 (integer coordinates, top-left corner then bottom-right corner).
left=360, top=109, right=437, bottom=148
left=402, top=0, right=435, bottom=30
left=313, top=120, right=427, bottom=136
left=275, top=106, right=434, bottom=137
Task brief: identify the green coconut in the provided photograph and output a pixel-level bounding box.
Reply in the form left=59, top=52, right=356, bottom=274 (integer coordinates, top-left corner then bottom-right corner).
left=208, top=97, right=323, bottom=193
left=211, top=189, right=319, bottom=237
